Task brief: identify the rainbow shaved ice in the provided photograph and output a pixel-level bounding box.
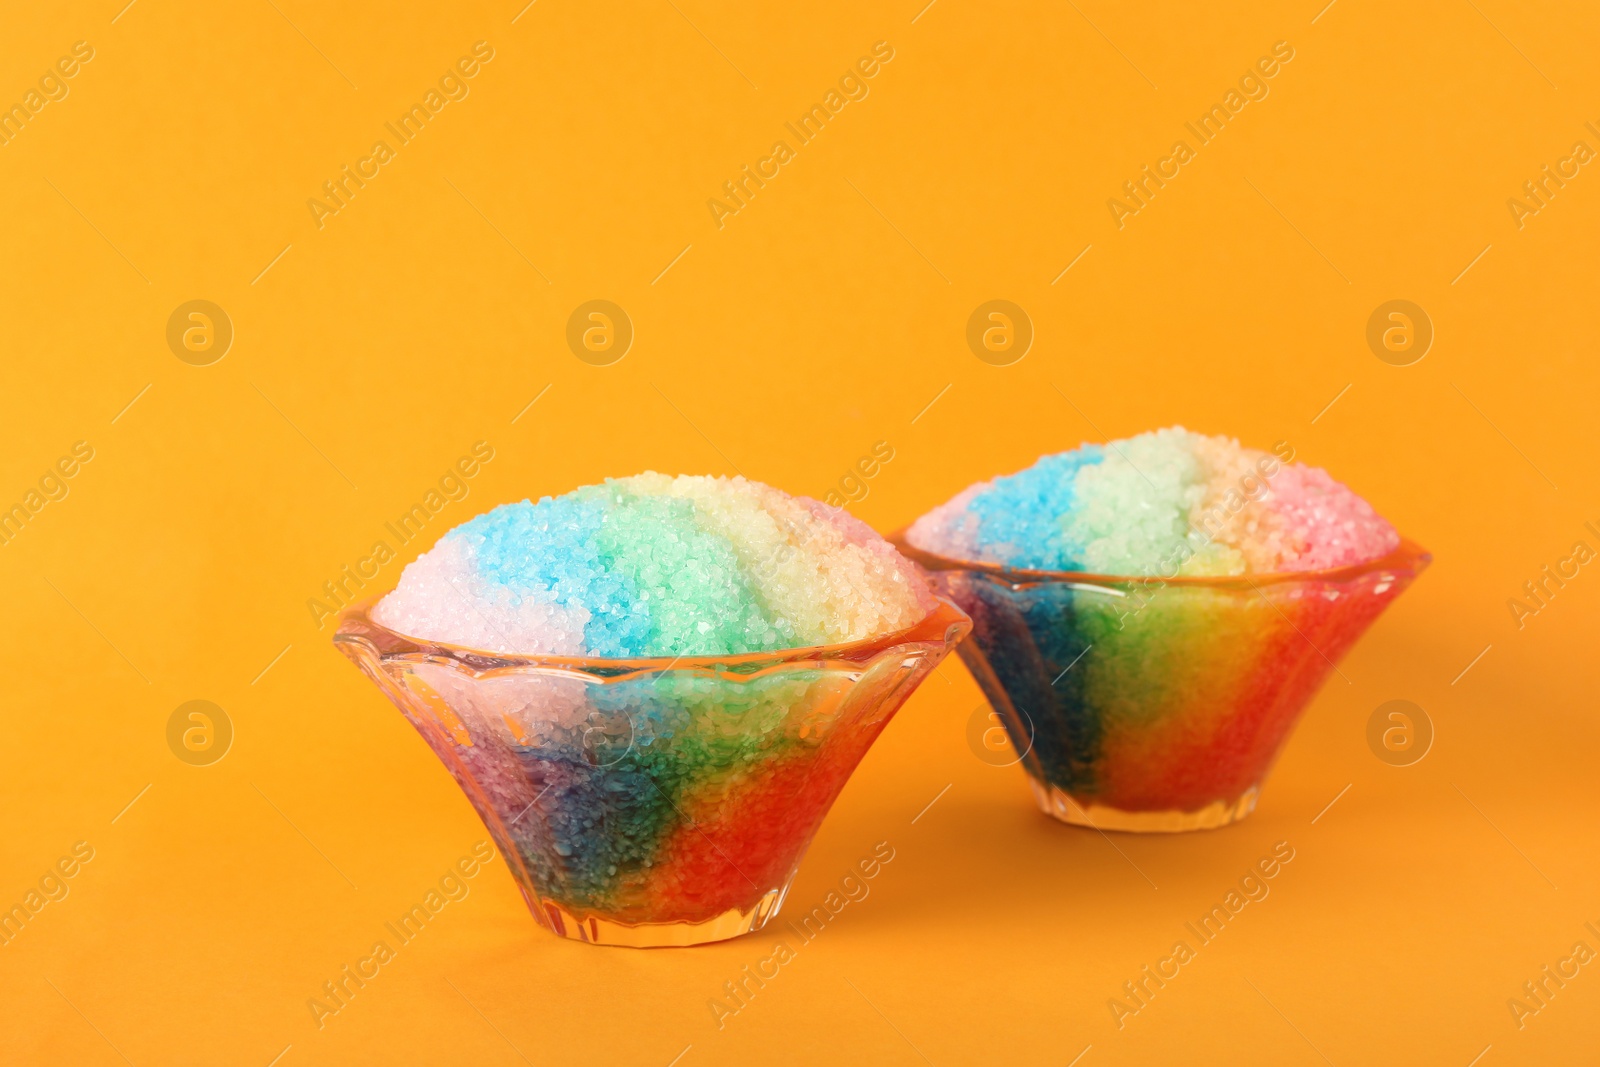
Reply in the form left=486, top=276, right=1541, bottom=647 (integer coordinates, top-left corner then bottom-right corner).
left=907, top=426, right=1399, bottom=576
left=375, top=472, right=934, bottom=656
left=902, top=428, right=1423, bottom=831
left=345, top=474, right=957, bottom=943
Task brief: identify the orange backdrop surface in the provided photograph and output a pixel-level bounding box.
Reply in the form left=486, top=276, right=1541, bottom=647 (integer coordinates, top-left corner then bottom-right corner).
left=2, top=1, right=1598, bottom=1064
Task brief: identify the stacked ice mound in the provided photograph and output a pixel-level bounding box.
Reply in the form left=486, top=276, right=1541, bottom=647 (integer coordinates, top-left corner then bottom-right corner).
left=374, top=472, right=936, bottom=657
left=907, top=427, right=1399, bottom=575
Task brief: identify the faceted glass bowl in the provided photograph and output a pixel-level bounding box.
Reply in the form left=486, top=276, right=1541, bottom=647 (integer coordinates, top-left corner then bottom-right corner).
left=334, top=596, right=970, bottom=947
left=891, top=533, right=1430, bottom=832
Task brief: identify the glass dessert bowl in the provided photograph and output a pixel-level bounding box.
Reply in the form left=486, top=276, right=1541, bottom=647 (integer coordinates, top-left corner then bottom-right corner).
left=334, top=594, right=970, bottom=947
left=891, top=533, right=1430, bottom=832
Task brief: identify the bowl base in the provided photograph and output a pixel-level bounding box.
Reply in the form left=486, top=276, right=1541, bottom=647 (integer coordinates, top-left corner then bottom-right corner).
left=522, top=885, right=788, bottom=948
left=1030, top=780, right=1259, bottom=833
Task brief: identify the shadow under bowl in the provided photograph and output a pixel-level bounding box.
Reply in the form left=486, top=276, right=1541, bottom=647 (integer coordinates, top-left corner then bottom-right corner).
left=334, top=596, right=970, bottom=947
left=890, top=532, right=1430, bottom=832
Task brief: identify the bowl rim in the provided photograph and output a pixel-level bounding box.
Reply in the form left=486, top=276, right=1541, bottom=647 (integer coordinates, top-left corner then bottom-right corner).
left=333, top=591, right=972, bottom=675
left=886, top=529, right=1432, bottom=590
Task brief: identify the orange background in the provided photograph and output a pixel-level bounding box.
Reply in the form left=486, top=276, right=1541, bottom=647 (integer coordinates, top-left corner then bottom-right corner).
left=3, top=1, right=1598, bottom=1064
